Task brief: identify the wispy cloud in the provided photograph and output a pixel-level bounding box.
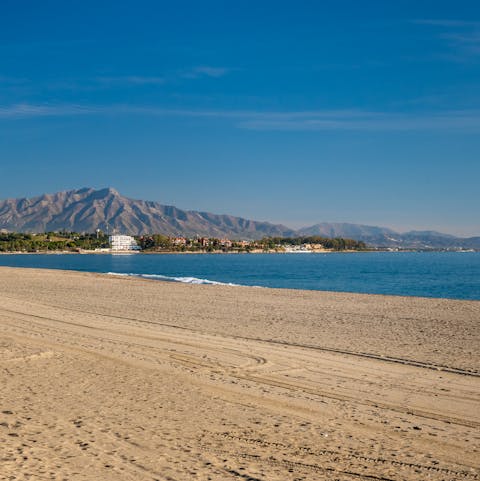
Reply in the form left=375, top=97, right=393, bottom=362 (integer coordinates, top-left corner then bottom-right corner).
left=413, top=19, right=480, bottom=28
left=95, top=76, right=166, bottom=86
left=181, top=66, right=231, bottom=79
left=412, top=18, right=480, bottom=60
left=0, top=103, right=99, bottom=118
left=0, top=65, right=231, bottom=95
left=2, top=102, right=480, bottom=132
left=21, top=66, right=230, bottom=92
left=237, top=110, right=480, bottom=132
left=441, top=32, right=480, bottom=57
left=193, top=66, right=230, bottom=77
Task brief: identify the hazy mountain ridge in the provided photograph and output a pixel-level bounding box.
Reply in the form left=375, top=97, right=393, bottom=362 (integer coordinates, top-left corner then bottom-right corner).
left=0, top=188, right=478, bottom=248
left=298, top=223, right=479, bottom=249
left=0, top=188, right=296, bottom=239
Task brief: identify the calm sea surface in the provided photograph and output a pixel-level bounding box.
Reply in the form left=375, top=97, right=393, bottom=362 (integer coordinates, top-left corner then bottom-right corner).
left=1, top=251, right=479, bottom=300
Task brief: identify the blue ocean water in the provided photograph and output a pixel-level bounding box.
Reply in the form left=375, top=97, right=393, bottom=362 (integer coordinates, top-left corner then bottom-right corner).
left=0, top=252, right=479, bottom=300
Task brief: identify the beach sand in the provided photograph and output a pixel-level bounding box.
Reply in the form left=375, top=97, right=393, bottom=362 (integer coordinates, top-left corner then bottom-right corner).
left=0, top=267, right=479, bottom=480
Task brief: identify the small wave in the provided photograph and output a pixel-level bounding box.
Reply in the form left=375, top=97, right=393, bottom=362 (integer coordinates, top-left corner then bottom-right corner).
left=106, top=272, right=241, bottom=286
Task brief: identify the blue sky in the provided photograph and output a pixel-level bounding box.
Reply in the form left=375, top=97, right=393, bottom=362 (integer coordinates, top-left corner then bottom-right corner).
left=1, top=1, right=479, bottom=235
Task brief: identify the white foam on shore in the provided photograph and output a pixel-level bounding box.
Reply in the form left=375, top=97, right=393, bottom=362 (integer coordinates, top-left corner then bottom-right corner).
left=106, top=272, right=243, bottom=286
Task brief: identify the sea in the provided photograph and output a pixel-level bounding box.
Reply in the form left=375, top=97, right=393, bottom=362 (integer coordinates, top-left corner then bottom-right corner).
left=0, top=251, right=479, bottom=301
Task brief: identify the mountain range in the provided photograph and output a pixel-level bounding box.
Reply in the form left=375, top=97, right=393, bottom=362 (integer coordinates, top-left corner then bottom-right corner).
left=0, top=188, right=478, bottom=249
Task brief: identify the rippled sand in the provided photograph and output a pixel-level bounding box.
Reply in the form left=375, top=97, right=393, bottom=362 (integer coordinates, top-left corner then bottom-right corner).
left=0, top=267, right=479, bottom=480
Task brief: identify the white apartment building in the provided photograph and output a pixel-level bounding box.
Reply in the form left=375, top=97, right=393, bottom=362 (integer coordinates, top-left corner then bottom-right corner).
left=109, top=235, right=140, bottom=251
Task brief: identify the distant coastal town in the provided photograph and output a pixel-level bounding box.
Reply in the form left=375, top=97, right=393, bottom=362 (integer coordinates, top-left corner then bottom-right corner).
left=0, top=230, right=367, bottom=253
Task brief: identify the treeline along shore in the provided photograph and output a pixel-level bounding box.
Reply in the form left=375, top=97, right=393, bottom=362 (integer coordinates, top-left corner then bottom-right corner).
left=0, top=231, right=367, bottom=253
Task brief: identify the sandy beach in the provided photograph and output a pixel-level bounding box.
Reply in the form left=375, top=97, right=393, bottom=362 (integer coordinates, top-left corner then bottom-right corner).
left=0, top=267, right=479, bottom=480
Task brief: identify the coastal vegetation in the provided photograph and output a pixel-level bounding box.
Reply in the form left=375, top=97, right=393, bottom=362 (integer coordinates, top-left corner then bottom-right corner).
left=135, top=235, right=367, bottom=252
left=0, top=232, right=109, bottom=252
left=0, top=231, right=367, bottom=253
left=258, top=236, right=367, bottom=251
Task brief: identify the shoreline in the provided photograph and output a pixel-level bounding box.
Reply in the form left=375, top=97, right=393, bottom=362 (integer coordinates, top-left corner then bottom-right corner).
left=0, top=248, right=369, bottom=255
left=104, top=269, right=480, bottom=302
left=1, top=248, right=477, bottom=256
left=1, top=266, right=479, bottom=362
left=0, top=264, right=479, bottom=301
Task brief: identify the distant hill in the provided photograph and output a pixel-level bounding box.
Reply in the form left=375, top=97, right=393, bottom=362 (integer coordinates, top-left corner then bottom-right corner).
left=298, top=222, right=399, bottom=244
left=0, top=188, right=478, bottom=249
left=298, top=223, right=480, bottom=250
left=0, top=187, right=295, bottom=239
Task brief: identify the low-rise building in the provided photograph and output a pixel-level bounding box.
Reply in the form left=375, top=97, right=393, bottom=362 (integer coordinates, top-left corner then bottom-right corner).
left=220, top=238, right=232, bottom=248
left=173, top=237, right=187, bottom=246
left=199, top=237, right=210, bottom=247
left=109, top=235, right=140, bottom=251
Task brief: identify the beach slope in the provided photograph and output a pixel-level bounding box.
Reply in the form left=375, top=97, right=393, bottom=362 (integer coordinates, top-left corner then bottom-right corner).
left=0, top=267, right=479, bottom=480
